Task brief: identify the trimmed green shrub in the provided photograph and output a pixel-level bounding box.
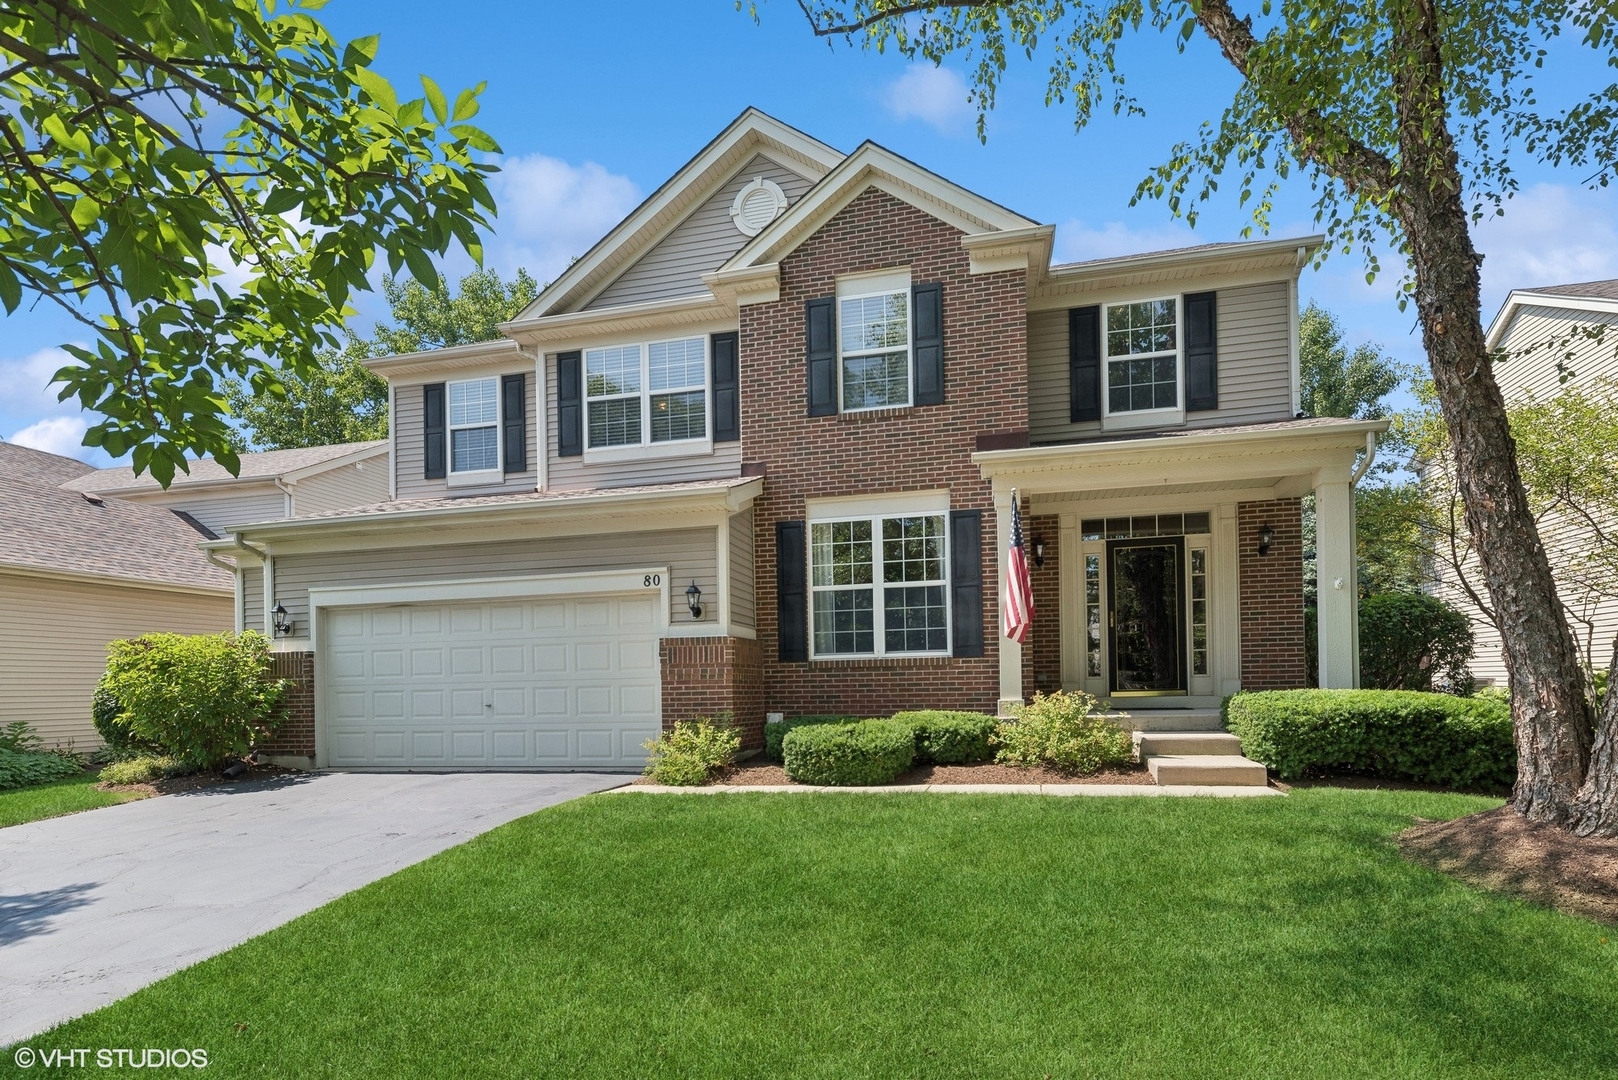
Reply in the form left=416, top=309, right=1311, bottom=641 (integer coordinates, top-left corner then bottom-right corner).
left=1359, top=592, right=1475, bottom=694
left=891, top=710, right=998, bottom=764
left=92, top=684, right=162, bottom=761
left=98, top=631, right=288, bottom=769
left=1224, top=688, right=1513, bottom=791
left=782, top=719, right=915, bottom=786
left=98, top=755, right=187, bottom=786
left=764, top=714, right=857, bottom=762
left=0, top=746, right=82, bottom=790
left=993, top=690, right=1132, bottom=774
left=642, top=716, right=741, bottom=786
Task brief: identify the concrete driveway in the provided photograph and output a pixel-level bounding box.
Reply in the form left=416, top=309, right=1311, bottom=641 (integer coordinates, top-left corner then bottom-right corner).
left=0, top=771, right=627, bottom=1046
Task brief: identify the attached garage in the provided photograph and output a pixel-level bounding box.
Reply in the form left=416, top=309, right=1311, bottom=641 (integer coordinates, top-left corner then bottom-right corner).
left=315, top=572, right=668, bottom=769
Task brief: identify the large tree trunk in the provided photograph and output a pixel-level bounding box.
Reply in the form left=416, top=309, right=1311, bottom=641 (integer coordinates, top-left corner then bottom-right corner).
left=1572, top=639, right=1618, bottom=835
left=1390, top=0, right=1594, bottom=822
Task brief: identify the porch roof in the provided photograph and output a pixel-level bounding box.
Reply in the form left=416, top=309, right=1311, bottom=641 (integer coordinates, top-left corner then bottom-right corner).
left=972, top=417, right=1387, bottom=500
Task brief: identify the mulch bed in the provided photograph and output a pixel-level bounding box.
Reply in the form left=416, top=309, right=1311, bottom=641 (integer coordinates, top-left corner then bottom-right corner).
left=100, top=761, right=300, bottom=798
left=635, top=760, right=1154, bottom=787
left=1400, top=806, right=1618, bottom=926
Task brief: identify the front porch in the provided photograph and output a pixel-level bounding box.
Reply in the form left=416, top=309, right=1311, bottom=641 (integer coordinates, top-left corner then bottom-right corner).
left=975, top=418, right=1388, bottom=716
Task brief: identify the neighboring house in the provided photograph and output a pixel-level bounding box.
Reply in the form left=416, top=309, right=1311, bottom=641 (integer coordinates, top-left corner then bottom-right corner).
left=207, top=108, right=1382, bottom=772
left=0, top=441, right=233, bottom=748
left=1440, top=280, right=1618, bottom=685
left=61, top=441, right=389, bottom=538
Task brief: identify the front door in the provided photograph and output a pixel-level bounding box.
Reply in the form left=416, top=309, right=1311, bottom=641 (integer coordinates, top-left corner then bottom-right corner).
left=1107, top=536, right=1187, bottom=696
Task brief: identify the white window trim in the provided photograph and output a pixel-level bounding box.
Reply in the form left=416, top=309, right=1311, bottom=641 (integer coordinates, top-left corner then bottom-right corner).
left=446, top=376, right=502, bottom=487
left=1102, top=294, right=1184, bottom=431
left=807, top=509, right=952, bottom=661
left=836, top=282, right=913, bottom=415
left=582, top=335, right=713, bottom=458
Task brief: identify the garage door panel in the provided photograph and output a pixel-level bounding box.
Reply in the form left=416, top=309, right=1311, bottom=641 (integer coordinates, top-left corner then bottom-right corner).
left=323, top=593, right=661, bottom=768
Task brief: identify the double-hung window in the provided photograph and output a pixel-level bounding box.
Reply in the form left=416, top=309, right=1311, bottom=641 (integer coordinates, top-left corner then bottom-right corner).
left=1104, top=298, right=1179, bottom=415
left=810, top=513, right=949, bottom=657
left=585, top=337, right=708, bottom=450
left=838, top=283, right=911, bottom=411
left=448, top=377, right=501, bottom=475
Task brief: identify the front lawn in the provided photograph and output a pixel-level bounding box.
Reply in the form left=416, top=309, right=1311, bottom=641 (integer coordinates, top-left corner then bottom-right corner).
left=18, top=789, right=1618, bottom=1078
left=0, top=772, right=145, bottom=828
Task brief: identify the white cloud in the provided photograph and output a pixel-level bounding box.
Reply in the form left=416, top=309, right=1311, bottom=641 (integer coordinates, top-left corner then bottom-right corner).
left=0, top=346, right=76, bottom=415
left=483, top=155, right=642, bottom=283
left=8, top=415, right=89, bottom=458
left=884, top=66, right=973, bottom=133
left=1472, top=182, right=1618, bottom=311
left=1052, top=217, right=1201, bottom=265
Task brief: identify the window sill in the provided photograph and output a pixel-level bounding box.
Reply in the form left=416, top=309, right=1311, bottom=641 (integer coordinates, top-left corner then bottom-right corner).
left=835, top=405, right=911, bottom=423
left=583, top=439, right=714, bottom=465
left=446, top=468, right=504, bottom=488
left=806, top=653, right=959, bottom=667
left=1102, top=407, right=1185, bottom=432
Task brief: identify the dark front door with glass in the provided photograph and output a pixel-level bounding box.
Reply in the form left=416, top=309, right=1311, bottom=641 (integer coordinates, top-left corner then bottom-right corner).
left=1106, top=536, right=1187, bottom=695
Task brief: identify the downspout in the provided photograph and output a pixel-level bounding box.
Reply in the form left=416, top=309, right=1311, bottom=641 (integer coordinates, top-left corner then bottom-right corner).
left=204, top=549, right=243, bottom=632
left=273, top=477, right=295, bottom=517
left=233, top=533, right=272, bottom=639
left=1349, top=430, right=1378, bottom=485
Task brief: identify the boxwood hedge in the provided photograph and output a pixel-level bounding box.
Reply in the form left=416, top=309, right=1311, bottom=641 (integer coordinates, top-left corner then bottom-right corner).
left=781, top=719, right=915, bottom=786
left=763, top=715, right=857, bottom=762
left=1224, top=689, right=1513, bottom=791
left=890, top=711, right=998, bottom=765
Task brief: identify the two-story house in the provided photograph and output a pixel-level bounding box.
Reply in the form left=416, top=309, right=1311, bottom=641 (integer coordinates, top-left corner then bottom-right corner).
left=206, top=109, right=1382, bottom=771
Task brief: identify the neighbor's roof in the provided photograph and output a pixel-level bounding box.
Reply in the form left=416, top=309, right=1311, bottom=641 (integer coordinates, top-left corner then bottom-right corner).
left=60, top=441, right=387, bottom=495
left=0, top=476, right=232, bottom=591
left=1521, top=279, right=1618, bottom=302
left=0, top=440, right=97, bottom=487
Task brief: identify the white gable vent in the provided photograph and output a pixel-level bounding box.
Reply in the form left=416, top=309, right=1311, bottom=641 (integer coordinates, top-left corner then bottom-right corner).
left=730, top=176, right=788, bottom=237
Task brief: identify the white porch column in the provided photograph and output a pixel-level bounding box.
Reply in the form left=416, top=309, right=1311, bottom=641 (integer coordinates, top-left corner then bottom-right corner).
left=1314, top=466, right=1356, bottom=688
left=994, top=483, right=1023, bottom=715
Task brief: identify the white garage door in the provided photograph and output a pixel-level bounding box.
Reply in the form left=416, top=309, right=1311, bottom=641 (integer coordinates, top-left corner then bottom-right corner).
left=322, top=593, right=661, bottom=768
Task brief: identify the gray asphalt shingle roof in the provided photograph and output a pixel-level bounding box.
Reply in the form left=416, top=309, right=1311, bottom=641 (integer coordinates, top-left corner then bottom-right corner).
left=1522, top=279, right=1618, bottom=301
left=0, top=440, right=97, bottom=487
left=60, top=441, right=386, bottom=494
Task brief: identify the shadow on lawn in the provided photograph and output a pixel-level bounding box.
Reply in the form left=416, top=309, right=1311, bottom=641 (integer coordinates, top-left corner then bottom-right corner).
left=0, top=883, right=97, bottom=946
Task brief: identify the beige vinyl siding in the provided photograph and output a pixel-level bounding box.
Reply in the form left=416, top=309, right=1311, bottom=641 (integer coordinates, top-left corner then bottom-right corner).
left=1496, top=305, right=1618, bottom=398
left=0, top=571, right=232, bottom=747
left=289, top=458, right=389, bottom=516
left=243, top=565, right=263, bottom=632
left=394, top=367, right=538, bottom=500
left=587, top=155, right=815, bottom=310
left=1028, top=279, right=1295, bottom=443
left=728, top=509, right=755, bottom=630
left=543, top=353, right=742, bottom=491
left=164, top=489, right=287, bottom=535
left=271, top=528, right=718, bottom=633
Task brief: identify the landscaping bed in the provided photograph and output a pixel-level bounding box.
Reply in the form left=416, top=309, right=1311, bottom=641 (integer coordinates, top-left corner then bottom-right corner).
left=99, top=760, right=299, bottom=798
left=637, top=758, right=1153, bottom=786
left=1400, top=805, right=1618, bottom=926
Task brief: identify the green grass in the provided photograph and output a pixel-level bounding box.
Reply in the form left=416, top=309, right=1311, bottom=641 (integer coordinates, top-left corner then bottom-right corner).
left=12, top=789, right=1618, bottom=1078
left=0, top=772, right=145, bottom=828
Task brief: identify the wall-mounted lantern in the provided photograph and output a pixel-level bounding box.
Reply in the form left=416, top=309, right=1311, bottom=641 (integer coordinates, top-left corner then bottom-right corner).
left=1257, top=524, right=1276, bottom=557
left=1032, top=536, right=1046, bottom=568
left=685, top=581, right=704, bottom=620
left=271, top=602, right=294, bottom=637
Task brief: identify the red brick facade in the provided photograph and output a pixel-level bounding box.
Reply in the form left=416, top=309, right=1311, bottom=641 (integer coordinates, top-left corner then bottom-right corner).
left=1023, top=511, right=1063, bottom=696
left=660, top=635, right=765, bottom=748
left=261, top=651, right=315, bottom=757
left=1237, top=498, right=1308, bottom=689
left=741, top=187, right=1028, bottom=719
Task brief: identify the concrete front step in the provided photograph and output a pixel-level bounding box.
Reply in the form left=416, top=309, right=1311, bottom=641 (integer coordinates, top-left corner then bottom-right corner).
left=1135, top=731, right=1244, bottom=757
left=1112, top=709, right=1225, bottom=732
left=1147, top=754, right=1270, bottom=787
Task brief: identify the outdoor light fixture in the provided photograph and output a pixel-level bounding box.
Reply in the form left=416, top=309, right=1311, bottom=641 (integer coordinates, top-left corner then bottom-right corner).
left=1257, top=524, right=1276, bottom=557
left=1032, top=536, right=1046, bottom=568
left=685, top=581, right=704, bottom=620
left=271, top=602, right=293, bottom=637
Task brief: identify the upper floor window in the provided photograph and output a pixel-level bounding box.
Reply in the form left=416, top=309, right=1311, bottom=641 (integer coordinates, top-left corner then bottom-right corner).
left=1105, top=298, right=1179, bottom=414
left=838, top=273, right=912, bottom=411
left=448, top=377, right=500, bottom=474
left=585, top=336, right=707, bottom=450
left=810, top=512, right=949, bottom=658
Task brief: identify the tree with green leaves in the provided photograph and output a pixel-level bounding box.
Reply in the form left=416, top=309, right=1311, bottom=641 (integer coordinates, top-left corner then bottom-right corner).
left=228, top=267, right=538, bottom=450
left=789, top=0, right=1618, bottom=833
left=1299, top=302, right=1404, bottom=420
left=0, top=0, right=498, bottom=484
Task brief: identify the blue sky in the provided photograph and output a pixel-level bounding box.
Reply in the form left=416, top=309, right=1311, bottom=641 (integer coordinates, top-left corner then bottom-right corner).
left=5, top=0, right=1615, bottom=463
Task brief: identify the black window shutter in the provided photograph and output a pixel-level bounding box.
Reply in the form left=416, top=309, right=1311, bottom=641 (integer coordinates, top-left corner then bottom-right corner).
left=776, top=520, right=807, bottom=661
left=423, top=382, right=446, bottom=480
left=711, top=331, right=739, bottom=442
left=912, top=282, right=944, bottom=405
left=501, top=373, right=527, bottom=473
left=556, top=351, right=583, bottom=457
left=950, top=509, right=984, bottom=658
left=1069, top=305, right=1101, bottom=423
left=1185, top=291, right=1219, bottom=411
left=805, top=296, right=837, bottom=417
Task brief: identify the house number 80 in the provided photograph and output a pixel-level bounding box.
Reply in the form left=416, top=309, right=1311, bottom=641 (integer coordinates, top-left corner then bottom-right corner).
left=644, top=574, right=661, bottom=587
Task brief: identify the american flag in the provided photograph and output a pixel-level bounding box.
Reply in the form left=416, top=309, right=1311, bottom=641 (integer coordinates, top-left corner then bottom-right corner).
left=1003, top=489, right=1034, bottom=644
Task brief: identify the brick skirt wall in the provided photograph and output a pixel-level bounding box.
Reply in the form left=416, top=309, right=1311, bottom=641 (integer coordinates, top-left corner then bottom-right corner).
left=260, top=651, right=315, bottom=757
left=1237, top=499, right=1308, bottom=689
left=661, top=636, right=765, bottom=748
